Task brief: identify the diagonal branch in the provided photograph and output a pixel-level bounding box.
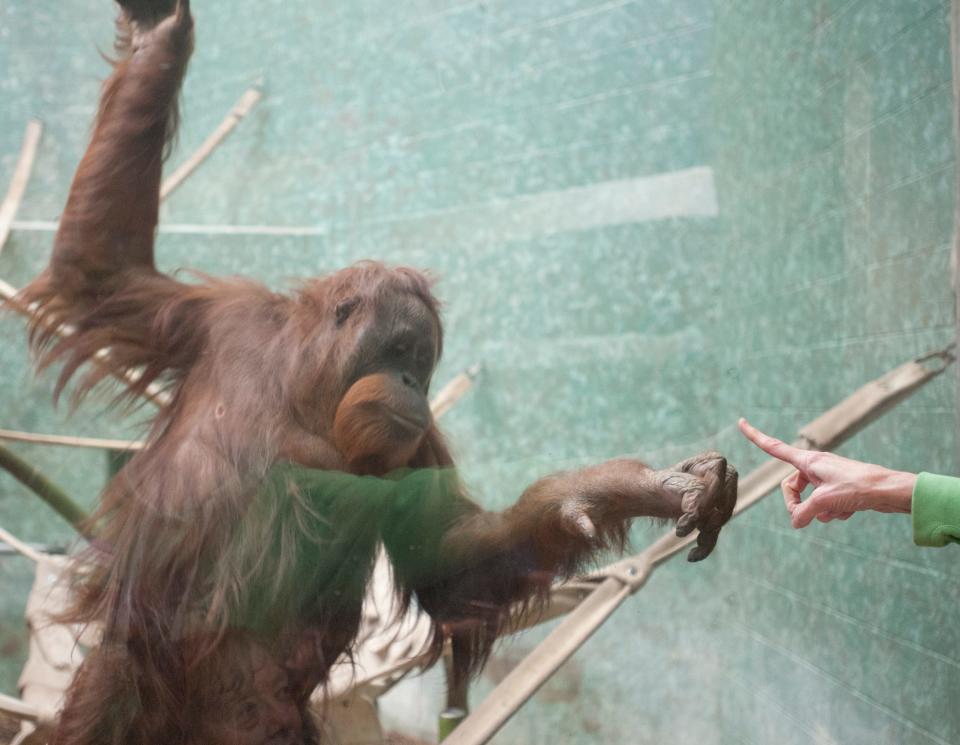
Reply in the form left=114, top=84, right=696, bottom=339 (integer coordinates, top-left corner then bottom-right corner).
left=430, top=364, right=481, bottom=419
left=0, top=443, right=89, bottom=536
left=160, top=87, right=262, bottom=201
left=0, top=120, right=43, bottom=256
left=0, top=362, right=483, bottom=453
left=0, top=276, right=173, bottom=408
left=0, top=523, right=47, bottom=563
left=0, top=429, right=144, bottom=451
left=1, top=88, right=264, bottom=408
left=443, top=344, right=956, bottom=745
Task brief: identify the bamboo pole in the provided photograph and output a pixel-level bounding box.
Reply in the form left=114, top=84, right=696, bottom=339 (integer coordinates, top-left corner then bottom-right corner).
left=1, top=276, right=173, bottom=408
left=0, top=692, right=39, bottom=724
left=0, top=363, right=481, bottom=454
left=1, top=88, right=264, bottom=408
left=0, top=363, right=479, bottom=563
left=0, top=444, right=89, bottom=536
left=443, top=344, right=955, bottom=745
left=950, top=0, right=960, bottom=463
left=431, top=364, right=481, bottom=419
left=0, top=524, right=46, bottom=563
left=0, top=120, right=43, bottom=255
left=160, top=87, right=262, bottom=201
left=0, top=429, right=144, bottom=452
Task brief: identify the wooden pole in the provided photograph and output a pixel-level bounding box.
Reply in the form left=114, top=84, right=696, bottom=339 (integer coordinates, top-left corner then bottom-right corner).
left=160, top=87, right=262, bottom=201
left=0, top=524, right=46, bottom=563
left=0, top=362, right=481, bottom=455
left=430, top=364, right=481, bottom=419
left=0, top=444, right=89, bottom=536
left=0, top=277, right=173, bottom=408
left=0, top=88, right=264, bottom=408
left=950, top=0, right=960, bottom=464
left=443, top=346, right=955, bottom=745
left=0, top=429, right=144, bottom=452
left=0, top=120, right=42, bottom=255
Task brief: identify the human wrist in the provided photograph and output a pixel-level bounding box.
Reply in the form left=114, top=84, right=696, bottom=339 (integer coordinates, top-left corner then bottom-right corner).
left=867, top=469, right=915, bottom=513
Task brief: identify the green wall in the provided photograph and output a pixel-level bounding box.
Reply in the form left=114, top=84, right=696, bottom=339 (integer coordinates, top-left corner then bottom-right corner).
left=0, top=1, right=956, bottom=743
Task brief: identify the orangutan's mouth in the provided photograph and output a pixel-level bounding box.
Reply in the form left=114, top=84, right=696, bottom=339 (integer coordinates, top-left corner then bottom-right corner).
left=383, top=405, right=429, bottom=433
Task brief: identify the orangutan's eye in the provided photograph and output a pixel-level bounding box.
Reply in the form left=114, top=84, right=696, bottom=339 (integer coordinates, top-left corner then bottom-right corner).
left=335, top=297, right=360, bottom=327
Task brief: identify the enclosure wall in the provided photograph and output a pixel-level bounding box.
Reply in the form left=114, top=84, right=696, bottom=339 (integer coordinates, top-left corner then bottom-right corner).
left=0, top=1, right=956, bottom=743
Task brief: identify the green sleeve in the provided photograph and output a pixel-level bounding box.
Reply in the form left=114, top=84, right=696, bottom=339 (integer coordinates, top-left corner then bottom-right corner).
left=912, top=472, right=960, bottom=547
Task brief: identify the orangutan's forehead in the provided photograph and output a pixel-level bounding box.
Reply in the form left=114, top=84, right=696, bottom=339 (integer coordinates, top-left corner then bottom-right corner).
left=374, top=291, right=437, bottom=334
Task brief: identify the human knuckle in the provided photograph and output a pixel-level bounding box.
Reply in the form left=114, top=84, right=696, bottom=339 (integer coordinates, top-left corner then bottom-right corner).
left=805, top=451, right=823, bottom=469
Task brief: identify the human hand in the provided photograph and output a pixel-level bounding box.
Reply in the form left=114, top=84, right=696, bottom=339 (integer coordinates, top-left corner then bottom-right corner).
left=738, top=418, right=915, bottom=528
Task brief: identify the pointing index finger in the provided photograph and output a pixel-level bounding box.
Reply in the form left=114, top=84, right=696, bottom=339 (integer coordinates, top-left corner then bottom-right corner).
left=738, top=418, right=807, bottom=469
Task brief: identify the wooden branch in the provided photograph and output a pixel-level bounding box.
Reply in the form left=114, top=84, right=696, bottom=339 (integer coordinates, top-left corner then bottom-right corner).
left=160, top=87, right=262, bottom=201
left=0, top=443, right=90, bottom=536
left=0, top=91, right=262, bottom=411
left=0, top=277, right=172, bottom=408
left=0, top=523, right=46, bottom=563
left=431, top=364, right=481, bottom=419
left=0, top=363, right=481, bottom=455
left=0, top=429, right=143, bottom=451
left=949, top=0, right=960, bottom=463
left=0, top=120, right=43, bottom=255
left=443, top=345, right=956, bottom=745
left=0, top=692, right=39, bottom=723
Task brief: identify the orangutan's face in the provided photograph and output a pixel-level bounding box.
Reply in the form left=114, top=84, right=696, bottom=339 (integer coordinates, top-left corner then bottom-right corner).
left=204, top=643, right=305, bottom=745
